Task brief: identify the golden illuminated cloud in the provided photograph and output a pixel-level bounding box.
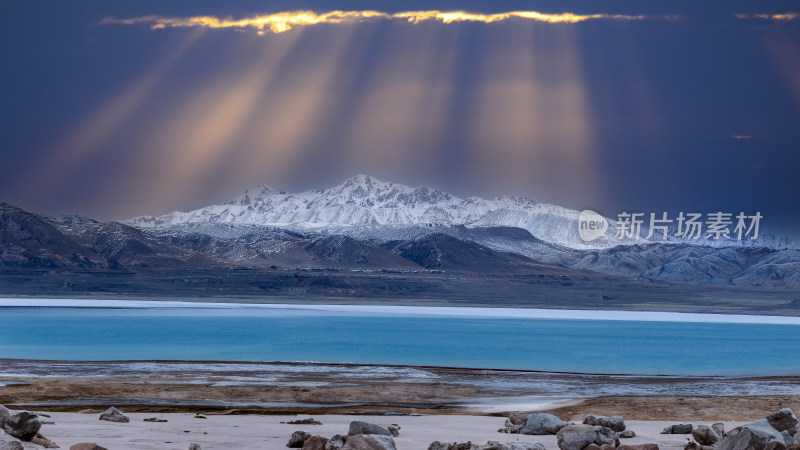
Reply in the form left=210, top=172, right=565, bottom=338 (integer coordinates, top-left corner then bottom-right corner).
left=100, top=9, right=659, bottom=34
left=735, top=13, right=799, bottom=21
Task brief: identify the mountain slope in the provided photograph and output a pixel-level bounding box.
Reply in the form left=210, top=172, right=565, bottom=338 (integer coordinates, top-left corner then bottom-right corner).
left=0, top=203, right=111, bottom=269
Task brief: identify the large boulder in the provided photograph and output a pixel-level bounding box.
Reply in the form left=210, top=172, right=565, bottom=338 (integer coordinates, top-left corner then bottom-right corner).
left=348, top=421, right=392, bottom=437
left=521, top=413, right=568, bottom=435
left=2, top=411, right=41, bottom=441
left=692, top=425, right=720, bottom=446
left=288, top=431, right=312, bottom=448
left=718, top=418, right=795, bottom=450
left=98, top=407, right=129, bottom=423
left=556, top=424, right=617, bottom=450
left=342, top=434, right=397, bottom=450
left=584, top=415, right=626, bottom=432
left=768, top=409, right=800, bottom=436
left=662, top=424, right=693, bottom=434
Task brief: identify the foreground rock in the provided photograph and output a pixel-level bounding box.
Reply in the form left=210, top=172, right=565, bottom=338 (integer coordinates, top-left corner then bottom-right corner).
left=326, top=434, right=346, bottom=449
left=1, top=410, right=41, bottom=441
left=348, top=421, right=392, bottom=437
left=31, top=433, right=59, bottom=448
left=618, top=445, right=659, bottom=450
left=341, top=434, right=397, bottom=450
left=428, top=442, right=544, bottom=450
left=767, top=409, right=800, bottom=435
left=662, top=424, right=693, bottom=434
left=619, top=430, right=636, bottom=439
left=556, top=424, right=618, bottom=450
left=584, top=415, right=626, bottom=432
left=302, top=436, right=328, bottom=450
left=691, top=425, right=720, bottom=446
left=288, top=430, right=311, bottom=448
left=718, top=409, right=800, bottom=450
left=98, top=407, right=129, bottom=423
left=521, top=413, right=568, bottom=435
left=69, top=444, right=109, bottom=450
left=0, top=441, right=24, bottom=450
left=288, top=418, right=324, bottom=425
left=498, top=412, right=529, bottom=434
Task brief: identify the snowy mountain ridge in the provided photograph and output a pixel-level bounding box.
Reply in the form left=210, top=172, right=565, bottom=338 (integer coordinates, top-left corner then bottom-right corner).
left=128, top=175, right=791, bottom=250
left=128, top=175, right=616, bottom=249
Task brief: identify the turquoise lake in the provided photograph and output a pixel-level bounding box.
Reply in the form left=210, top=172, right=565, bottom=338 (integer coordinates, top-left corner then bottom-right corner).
left=1, top=305, right=798, bottom=377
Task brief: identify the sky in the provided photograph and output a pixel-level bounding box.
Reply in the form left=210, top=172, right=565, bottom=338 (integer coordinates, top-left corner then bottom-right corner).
left=1, top=1, right=799, bottom=237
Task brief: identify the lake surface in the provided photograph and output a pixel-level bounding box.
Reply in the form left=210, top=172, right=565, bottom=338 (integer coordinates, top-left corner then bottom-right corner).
left=1, top=302, right=799, bottom=377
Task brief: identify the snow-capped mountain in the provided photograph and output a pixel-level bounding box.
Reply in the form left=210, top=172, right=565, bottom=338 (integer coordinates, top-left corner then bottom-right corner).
left=128, top=175, right=621, bottom=249
left=129, top=175, right=790, bottom=251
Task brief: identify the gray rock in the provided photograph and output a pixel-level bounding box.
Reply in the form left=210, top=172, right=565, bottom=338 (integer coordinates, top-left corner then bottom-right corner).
left=556, top=424, right=617, bottom=450
left=712, top=423, right=726, bottom=438
left=521, top=413, right=568, bottom=435
left=188, top=444, right=201, bottom=450
left=620, top=430, right=636, bottom=439
left=348, top=421, right=392, bottom=437
left=98, top=407, right=129, bottom=423
left=684, top=443, right=714, bottom=450
left=288, top=430, right=311, bottom=448
left=388, top=424, right=400, bottom=437
left=662, top=424, right=693, bottom=434
left=482, top=443, right=546, bottom=450
left=425, top=443, right=477, bottom=450
left=498, top=413, right=529, bottom=433
left=2, top=411, right=42, bottom=441
left=768, top=409, right=800, bottom=435
left=584, top=415, right=626, bottom=432
left=718, top=418, right=794, bottom=450
left=427, top=442, right=450, bottom=450
left=342, top=434, right=397, bottom=450
left=585, top=444, right=616, bottom=450
left=692, top=425, right=720, bottom=446
left=506, top=444, right=546, bottom=450
left=326, top=434, right=346, bottom=450
left=0, top=441, right=24, bottom=450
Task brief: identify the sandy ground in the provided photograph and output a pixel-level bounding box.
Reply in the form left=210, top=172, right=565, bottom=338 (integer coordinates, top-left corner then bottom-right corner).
left=5, top=412, right=747, bottom=450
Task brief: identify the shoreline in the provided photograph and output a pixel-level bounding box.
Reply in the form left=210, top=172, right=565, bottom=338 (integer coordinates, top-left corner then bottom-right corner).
left=4, top=298, right=800, bottom=324
left=2, top=360, right=798, bottom=419
left=3, top=358, right=800, bottom=380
